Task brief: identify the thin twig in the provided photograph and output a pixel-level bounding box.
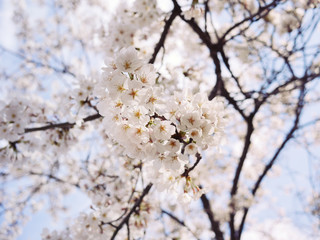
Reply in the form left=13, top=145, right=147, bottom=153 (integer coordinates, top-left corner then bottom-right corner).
left=24, top=113, right=102, bottom=133
left=110, top=183, right=153, bottom=240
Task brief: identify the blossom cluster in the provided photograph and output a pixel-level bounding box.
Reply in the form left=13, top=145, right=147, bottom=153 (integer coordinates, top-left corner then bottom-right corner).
left=96, top=47, right=226, bottom=197
left=102, top=0, right=161, bottom=56
left=1, top=0, right=320, bottom=239
left=0, top=99, right=28, bottom=141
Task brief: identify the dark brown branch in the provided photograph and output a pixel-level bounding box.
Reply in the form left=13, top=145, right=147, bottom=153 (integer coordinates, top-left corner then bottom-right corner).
left=24, top=113, right=102, bottom=133
left=237, top=80, right=307, bottom=239
left=149, top=2, right=181, bottom=64
left=228, top=118, right=254, bottom=240
left=177, top=7, right=248, bottom=121
left=126, top=222, right=130, bottom=240
left=178, top=11, right=213, bottom=50
left=162, top=209, right=199, bottom=239
left=221, top=0, right=282, bottom=42
left=220, top=84, right=248, bottom=121
left=200, top=193, right=224, bottom=240
left=110, top=183, right=153, bottom=240
left=175, top=4, right=254, bottom=238
left=254, top=72, right=320, bottom=116
left=181, top=152, right=202, bottom=178
left=230, top=119, right=254, bottom=196
left=208, top=50, right=223, bottom=100
left=219, top=47, right=247, bottom=98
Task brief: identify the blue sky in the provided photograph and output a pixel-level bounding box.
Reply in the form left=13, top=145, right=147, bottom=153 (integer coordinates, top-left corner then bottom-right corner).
left=1, top=1, right=319, bottom=239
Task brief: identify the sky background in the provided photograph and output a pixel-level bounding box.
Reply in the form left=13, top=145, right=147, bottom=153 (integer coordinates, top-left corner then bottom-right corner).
left=0, top=0, right=319, bottom=239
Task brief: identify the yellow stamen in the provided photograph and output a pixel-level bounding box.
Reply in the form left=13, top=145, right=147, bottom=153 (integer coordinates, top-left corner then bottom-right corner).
left=134, top=111, right=142, bottom=119
left=188, top=117, right=195, bottom=125
left=129, top=89, right=138, bottom=99
left=159, top=125, right=166, bottom=132
left=124, top=61, right=131, bottom=70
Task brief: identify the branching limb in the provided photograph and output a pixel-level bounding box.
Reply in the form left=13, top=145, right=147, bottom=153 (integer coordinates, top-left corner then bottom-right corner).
left=24, top=113, right=102, bottom=133
left=176, top=5, right=248, bottom=120
left=237, top=80, right=307, bottom=239
left=110, top=183, right=153, bottom=240
left=200, top=193, right=224, bottom=240
left=181, top=152, right=202, bottom=178
left=149, top=2, right=181, bottom=64
left=230, top=119, right=254, bottom=197
left=221, top=0, right=282, bottom=42
left=161, top=209, right=199, bottom=239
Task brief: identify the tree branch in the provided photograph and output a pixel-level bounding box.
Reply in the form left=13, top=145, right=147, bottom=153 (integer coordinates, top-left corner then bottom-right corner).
left=181, top=152, right=202, bottom=178
left=110, top=183, right=153, bottom=240
left=177, top=7, right=248, bottom=120
left=230, top=119, right=254, bottom=197
left=220, top=0, right=282, bottom=42
left=161, top=209, right=199, bottom=239
left=200, top=193, right=224, bottom=240
left=24, top=113, right=102, bottom=133
left=149, top=2, right=181, bottom=64
left=237, top=80, right=307, bottom=239
left=228, top=117, right=254, bottom=240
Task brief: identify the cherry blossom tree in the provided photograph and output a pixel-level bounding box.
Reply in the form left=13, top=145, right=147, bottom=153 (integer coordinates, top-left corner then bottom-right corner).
left=0, top=0, right=320, bottom=239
